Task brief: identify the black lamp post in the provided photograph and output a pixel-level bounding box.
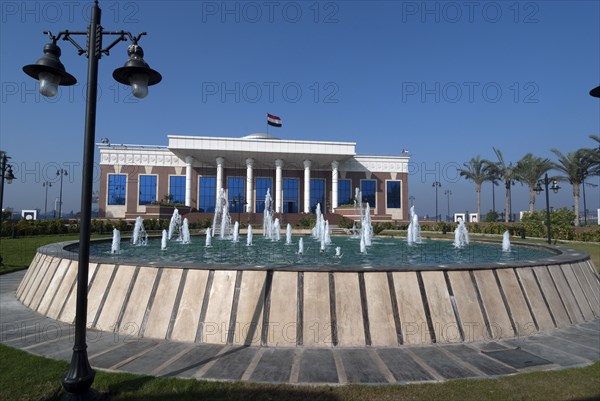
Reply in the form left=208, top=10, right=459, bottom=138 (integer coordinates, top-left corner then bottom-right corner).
left=1, top=151, right=17, bottom=263
left=43, top=181, right=52, bottom=219
left=444, top=189, right=452, bottom=221
left=535, top=173, right=560, bottom=244
left=432, top=181, right=441, bottom=222
left=56, top=169, right=68, bottom=219
left=231, top=193, right=246, bottom=224
left=23, top=2, right=161, bottom=399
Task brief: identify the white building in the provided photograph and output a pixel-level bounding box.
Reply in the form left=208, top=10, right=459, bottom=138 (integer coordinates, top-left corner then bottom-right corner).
left=98, top=133, right=410, bottom=222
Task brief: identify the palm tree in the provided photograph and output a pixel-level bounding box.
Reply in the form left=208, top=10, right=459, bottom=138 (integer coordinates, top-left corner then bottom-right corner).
left=551, top=148, right=591, bottom=226
left=514, top=153, right=554, bottom=214
left=458, top=156, right=491, bottom=222
left=488, top=148, right=518, bottom=223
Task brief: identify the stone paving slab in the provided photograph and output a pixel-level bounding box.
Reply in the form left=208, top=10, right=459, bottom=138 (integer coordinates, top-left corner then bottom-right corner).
left=481, top=348, right=552, bottom=369
left=118, top=341, right=193, bottom=375
left=250, top=348, right=295, bottom=383
left=203, top=346, right=258, bottom=380
left=1, top=271, right=600, bottom=385
left=375, top=348, right=434, bottom=382
left=442, top=344, right=517, bottom=376
left=158, top=344, right=224, bottom=377
left=298, top=349, right=339, bottom=383
left=501, top=339, right=589, bottom=367
left=409, top=346, right=477, bottom=379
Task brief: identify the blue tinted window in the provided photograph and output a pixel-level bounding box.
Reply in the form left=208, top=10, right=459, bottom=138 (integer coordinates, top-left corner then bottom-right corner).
left=310, top=178, right=325, bottom=213
left=255, top=177, right=272, bottom=213
left=139, top=175, right=157, bottom=205
left=108, top=174, right=126, bottom=205
left=228, top=177, right=245, bottom=213
left=361, top=179, right=376, bottom=208
left=283, top=178, right=298, bottom=213
left=338, top=179, right=352, bottom=206
left=169, top=176, right=185, bottom=204
left=199, top=176, right=216, bottom=212
left=386, top=180, right=401, bottom=208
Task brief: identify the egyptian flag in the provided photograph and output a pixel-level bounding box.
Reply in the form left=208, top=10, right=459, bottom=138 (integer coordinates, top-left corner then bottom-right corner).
left=267, top=113, right=282, bottom=127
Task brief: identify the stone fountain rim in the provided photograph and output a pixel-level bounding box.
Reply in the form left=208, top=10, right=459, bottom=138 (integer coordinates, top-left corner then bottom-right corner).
left=37, top=238, right=592, bottom=273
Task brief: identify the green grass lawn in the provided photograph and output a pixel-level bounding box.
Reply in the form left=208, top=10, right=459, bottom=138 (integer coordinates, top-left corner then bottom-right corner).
left=0, top=234, right=111, bottom=275
left=1, top=233, right=599, bottom=400
left=1, top=344, right=598, bottom=401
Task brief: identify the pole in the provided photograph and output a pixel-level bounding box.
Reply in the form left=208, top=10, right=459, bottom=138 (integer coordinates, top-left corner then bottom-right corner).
left=61, top=2, right=101, bottom=399
left=58, top=171, right=64, bottom=219
left=544, top=173, right=552, bottom=244
left=492, top=182, right=496, bottom=213
left=582, top=176, right=587, bottom=225
left=44, top=183, right=49, bottom=218
left=0, top=154, right=6, bottom=227
left=435, top=185, right=438, bottom=222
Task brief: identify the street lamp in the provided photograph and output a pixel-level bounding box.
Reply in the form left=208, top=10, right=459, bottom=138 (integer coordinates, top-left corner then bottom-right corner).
left=444, top=190, right=452, bottom=221
left=43, top=181, right=52, bottom=219
left=56, top=169, right=67, bottom=219
left=23, top=2, right=161, bottom=399
left=534, top=173, right=560, bottom=244
left=432, top=181, right=441, bottom=222
left=231, top=193, right=247, bottom=224
left=0, top=151, right=17, bottom=265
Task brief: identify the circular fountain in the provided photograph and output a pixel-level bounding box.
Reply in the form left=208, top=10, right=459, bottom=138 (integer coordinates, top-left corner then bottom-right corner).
left=16, top=193, right=600, bottom=349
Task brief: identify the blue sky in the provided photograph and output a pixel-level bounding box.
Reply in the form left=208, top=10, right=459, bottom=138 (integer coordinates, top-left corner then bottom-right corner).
left=1, top=0, right=599, bottom=218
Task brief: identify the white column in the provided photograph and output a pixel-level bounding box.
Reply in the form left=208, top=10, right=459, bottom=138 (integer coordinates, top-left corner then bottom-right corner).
left=246, top=158, right=254, bottom=213
left=185, top=156, right=193, bottom=207
left=275, top=159, right=283, bottom=213
left=331, top=160, right=339, bottom=212
left=216, top=156, right=224, bottom=201
left=303, top=160, right=311, bottom=213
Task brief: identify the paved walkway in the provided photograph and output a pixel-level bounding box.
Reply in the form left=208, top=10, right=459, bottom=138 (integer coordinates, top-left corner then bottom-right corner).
left=2, top=271, right=599, bottom=384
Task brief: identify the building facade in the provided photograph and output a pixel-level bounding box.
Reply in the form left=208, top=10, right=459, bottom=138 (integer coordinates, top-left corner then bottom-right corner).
left=98, top=134, right=410, bottom=221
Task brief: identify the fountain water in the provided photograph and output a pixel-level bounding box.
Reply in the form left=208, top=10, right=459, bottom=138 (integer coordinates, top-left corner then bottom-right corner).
left=247, top=225, right=253, bottom=246
left=168, top=208, right=182, bottom=241
left=502, top=230, right=511, bottom=252
left=298, top=237, right=304, bottom=254
left=273, top=218, right=281, bottom=241
left=286, top=224, right=292, bottom=245
left=454, top=218, right=469, bottom=248
left=263, top=189, right=274, bottom=240
left=324, top=220, right=331, bottom=245
left=212, top=188, right=232, bottom=238
left=407, top=205, right=422, bottom=246
left=181, top=218, right=191, bottom=244
left=205, top=227, right=212, bottom=247
left=111, top=228, right=121, bottom=254
left=131, top=216, right=148, bottom=246
left=312, top=203, right=323, bottom=239
left=354, top=188, right=373, bottom=253
left=161, top=229, right=167, bottom=251
left=335, top=246, right=342, bottom=257
left=232, top=222, right=240, bottom=242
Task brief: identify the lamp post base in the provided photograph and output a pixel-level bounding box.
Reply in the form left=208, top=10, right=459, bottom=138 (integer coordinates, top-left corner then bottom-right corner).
left=60, top=349, right=103, bottom=400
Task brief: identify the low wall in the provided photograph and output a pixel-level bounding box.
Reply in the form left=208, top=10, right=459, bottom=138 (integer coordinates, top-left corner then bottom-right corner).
left=16, top=241, right=600, bottom=347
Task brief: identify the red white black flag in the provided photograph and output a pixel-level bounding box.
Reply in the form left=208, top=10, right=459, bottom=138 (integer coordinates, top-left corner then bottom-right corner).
left=267, top=113, right=282, bottom=127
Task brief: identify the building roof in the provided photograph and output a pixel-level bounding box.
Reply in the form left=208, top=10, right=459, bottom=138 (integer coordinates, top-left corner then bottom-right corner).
left=167, top=134, right=357, bottom=168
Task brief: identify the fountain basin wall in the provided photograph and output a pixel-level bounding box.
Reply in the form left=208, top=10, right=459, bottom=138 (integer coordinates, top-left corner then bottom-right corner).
left=17, top=241, right=600, bottom=347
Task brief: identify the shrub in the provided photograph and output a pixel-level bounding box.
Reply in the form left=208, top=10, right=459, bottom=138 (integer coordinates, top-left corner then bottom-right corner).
left=298, top=214, right=316, bottom=228
left=483, top=210, right=499, bottom=223
left=337, top=216, right=355, bottom=229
